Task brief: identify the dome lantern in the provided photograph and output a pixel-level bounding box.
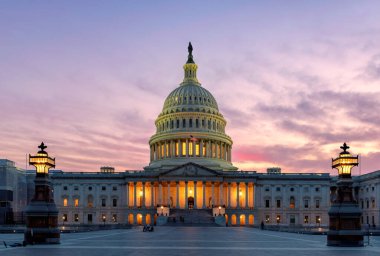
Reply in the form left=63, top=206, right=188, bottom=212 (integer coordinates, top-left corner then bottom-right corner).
left=182, top=42, right=199, bottom=85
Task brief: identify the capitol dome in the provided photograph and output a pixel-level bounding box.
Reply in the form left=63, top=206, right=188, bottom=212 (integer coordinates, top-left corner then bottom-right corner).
left=146, top=43, right=236, bottom=171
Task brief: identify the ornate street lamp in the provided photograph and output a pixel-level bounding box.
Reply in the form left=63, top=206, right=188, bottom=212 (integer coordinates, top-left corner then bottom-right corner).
left=327, top=143, right=363, bottom=246
left=24, top=142, right=60, bottom=244
left=332, top=143, right=359, bottom=178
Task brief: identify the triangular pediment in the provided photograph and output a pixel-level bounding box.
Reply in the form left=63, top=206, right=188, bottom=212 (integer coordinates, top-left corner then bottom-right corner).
left=160, top=162, right=221, bottom=177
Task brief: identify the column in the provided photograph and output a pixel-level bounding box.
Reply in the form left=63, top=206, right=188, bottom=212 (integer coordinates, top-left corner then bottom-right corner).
left=126, top=182, right=129, bottom=207
left=142, top=182, right=146, bottom=208
left=194, top=181, right=198, bottom=209
left=202, top=182, right=206, bottom=208
left=133, top=182, right=137, bottom=207
left=167, top=182, right=171, bottom=207
left=211, top=182, right=215, bottom=207
left=245, top=182, right=248, bottom=209
left=192, top=140, right=196, bottom=157
left=159, top=182, right=163, bottom=205
left=163, top=141, right=167, bottom=158
left=185, top=182, right=188, bottom=209
left=237, top=182, right=240, bottom=208
left=208, top=140, right=211, bottom=157
left=150, top=182, right=154, bottom=208
left=178, top=139, right=181, bottom=157
left=219, top=182, right=223, bottom=205
left=176, top=182, right=180, bottom=208
left=186, top=139, right=189, bottom=157
left=227, top=183, right=231, bottom=208
left=200, top=140, right=203, bottom=157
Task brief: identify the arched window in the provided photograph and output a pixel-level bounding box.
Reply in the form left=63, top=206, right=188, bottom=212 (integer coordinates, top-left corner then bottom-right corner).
left=290, top=196, right=295, bottom=209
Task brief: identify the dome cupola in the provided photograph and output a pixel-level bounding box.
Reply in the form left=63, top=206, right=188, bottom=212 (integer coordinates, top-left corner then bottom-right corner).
left=146, top=43, right=236, bottom=171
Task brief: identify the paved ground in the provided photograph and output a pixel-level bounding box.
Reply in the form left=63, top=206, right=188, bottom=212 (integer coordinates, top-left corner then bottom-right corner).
left=1, top=227, right=380, bottom=256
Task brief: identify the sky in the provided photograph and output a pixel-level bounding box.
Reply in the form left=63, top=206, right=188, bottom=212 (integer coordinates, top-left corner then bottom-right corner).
left=1, top=0, right=380, bottom=174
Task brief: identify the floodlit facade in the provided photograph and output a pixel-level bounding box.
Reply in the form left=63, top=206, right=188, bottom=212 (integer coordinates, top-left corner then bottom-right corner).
left=1, top=44, right=379, bottom=229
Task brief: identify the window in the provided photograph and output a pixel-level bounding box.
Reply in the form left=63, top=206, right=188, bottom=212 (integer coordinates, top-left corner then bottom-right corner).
left=372, top=187, right=375, bottom=192
left=265, top=200, right=270, bottom=208
left=88, top=214, right=93, bottom=223
left=88, top=186, right=92, bottom=191
left=276, top=187, right=281, bottom=192
left=102, top=198, right=106, bottom=207
left=182, top=119, right=186, bottom=128
left=196, top=119, right=199, bottom=128
left=176, top=120, right=179, bottom=128
left=74, top=186, right=78, bottom=191
left=202, top=119, right=205, bottom=127
left=74, top=214, right=79, bottom=222
left=304, top=199, right=309, bottom=208
left=289, top=196, right=295, bottom=209
left=175, top=142, right=179, bottom=156
left=74, top=199, right=79, bottom=207
left=265, top=215, right=270, bottom=223
left=63, top=214, right=68, bottom=222
left=315, top=199, right=320, bottom=209
left=113, top=199, right=117, bottom=207
left=276, top=215, right=281, bottom=224
left=372, top=216, right=375, bottom=225
left=316, top=216, right=321, bottom=224
left=276, top=200, right=281, bottom=208
left=290, top=187, right=294, bottom=192
left=366, top=187, right=369, bottom=192
left=113, top=186, right=117, bottom=191
left=87, top=195, right=93, bottom=207
left=372, top=199, right=376, bottom=208
left=265, top=187, right=270, bottom=192
left=189, top=142, right=193, bottom=155
left=361, top=200, right=364, bottom=209
left=290, top=215, right=295, bottom=224
left=195, top=143, right=200, bottom=156
left=113, top=214, right=117, bottom=223
left=182, top=141, right=186, bottom=156
left=367, top=200, right=369, bottom=208
left=367, top=216, right=369, bottom=224
left=189, top=119, right=193, bottom=128
left=102, top=186, right=106, bottom=191
left=63, top=186, right=68, bottom=191
left=63, top=198, right=68, bottom=207
left=304, top=216, right=309, bottom=224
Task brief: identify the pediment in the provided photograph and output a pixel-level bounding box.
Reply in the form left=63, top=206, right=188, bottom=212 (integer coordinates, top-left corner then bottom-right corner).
left=160, top=163, right=220, bottom=177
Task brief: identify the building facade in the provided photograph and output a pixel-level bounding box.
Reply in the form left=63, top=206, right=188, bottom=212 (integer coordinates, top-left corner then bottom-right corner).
left=1, top=44, right=379, bottom=228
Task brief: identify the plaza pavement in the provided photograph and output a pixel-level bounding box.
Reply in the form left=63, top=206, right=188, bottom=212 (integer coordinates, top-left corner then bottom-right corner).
left=0, top=227, right=380, bottom=256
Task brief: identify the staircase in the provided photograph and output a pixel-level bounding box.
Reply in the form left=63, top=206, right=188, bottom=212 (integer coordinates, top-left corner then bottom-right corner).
left=166, top=209, right=217, bottom=226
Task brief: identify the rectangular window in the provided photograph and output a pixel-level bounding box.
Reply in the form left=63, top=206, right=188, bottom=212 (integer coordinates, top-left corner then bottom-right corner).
left=217, top=144, right=221, bottom=158
left=202, top=144, right=206, bottom=156
left=166, top=143, right=169, bottom=157
left=113, top=199, right=117, bottom=207
left=63, top=198, right=68, bottom=207
left=74, top=214, right=79, bottom=222
left=265, top=215, right=270, bottom=223
left=182, top=142, right=186, bottom=156
left=102, top=199, right=106, bottom=207
left=276, top=187, right=281, bottom=192
left=189, top=142, right=193, bottom=155
left=290, top=215, right=295, bottom=224
left=63, top=186, right=67, bottom=191
left=182, top=119, right=186, bottom=128
left=113, top=214, right=117, bottom=223
left=161, top=144, right=164, bottom=158
left=74, top=186, right=78, bottom=191
left=304, top=216, right=309, bottom=224
left=212, top=143, right=216, bottom=158
left=176, top=120, right=179, bottom=128
left=176, top=142, right=179, bottom=156
left=88, top=214, right=93, bottom=223
left=102, top=186, right=106, bottom=191
left=316, top=199, right=320, bottom=209
left=202, top=119, right=205, bottom=127
left=304, top=199, right=309, bottom=208
left=367, top=200, right=370, bottom=208
left=196, top=119, right=199, bottom=128
left=189, top=119, right=192, bottom=128
left=265, top=200, right=270, bottom=208
left=195, top=143, right=200, bottom=156
left=74, top=199, right=79, bottom=207
left=113, top=186, right=117, bottom=191
left=372, top=199, right=376, bottom=208
left=361, top=201, right=364, bottom=209
left=372, top=216, right=375, bottom=225
left=276, top=200, right=281, bottom=208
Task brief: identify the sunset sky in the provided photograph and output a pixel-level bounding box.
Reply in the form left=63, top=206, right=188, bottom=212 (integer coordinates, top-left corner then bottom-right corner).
left=1, top=1, right=380, bottom=174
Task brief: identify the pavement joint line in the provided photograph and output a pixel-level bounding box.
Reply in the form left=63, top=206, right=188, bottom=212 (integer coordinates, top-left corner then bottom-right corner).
left=238, top=229, right=323, bottom=243
left=17, top=245, right=380, bottom=251
left=64, top=229, right=136, bottom=241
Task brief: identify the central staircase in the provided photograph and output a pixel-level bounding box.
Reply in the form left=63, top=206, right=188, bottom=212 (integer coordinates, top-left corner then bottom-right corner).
left=166, top=209, right=216, bottom=226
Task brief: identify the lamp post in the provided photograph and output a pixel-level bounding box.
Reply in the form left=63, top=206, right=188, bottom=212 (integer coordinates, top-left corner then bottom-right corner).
left=160, top=205, right=164, bottom=216
left=102, top=215, right=106, bottom=226
left=218, top=206, right=221, bottom=216
left=24, top=142, right=60, bottom=244
left=62, top=216, right=65, bottom=227
left=327, top=143, right=363, bottom=246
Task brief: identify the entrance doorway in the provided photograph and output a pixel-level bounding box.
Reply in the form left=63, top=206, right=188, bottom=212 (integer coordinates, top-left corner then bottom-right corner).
left=188, top=196, right=194, bottom=209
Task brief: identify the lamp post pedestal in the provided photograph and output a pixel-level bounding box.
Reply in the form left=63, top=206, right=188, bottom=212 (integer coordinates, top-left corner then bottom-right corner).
left=24, top=143, right=60, bottom=244
left=327, top=143, right=363, bottom=247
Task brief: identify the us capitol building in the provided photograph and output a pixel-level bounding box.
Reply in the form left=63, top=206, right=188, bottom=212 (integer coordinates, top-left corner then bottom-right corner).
left=1, top=44, right=379, bottom=229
